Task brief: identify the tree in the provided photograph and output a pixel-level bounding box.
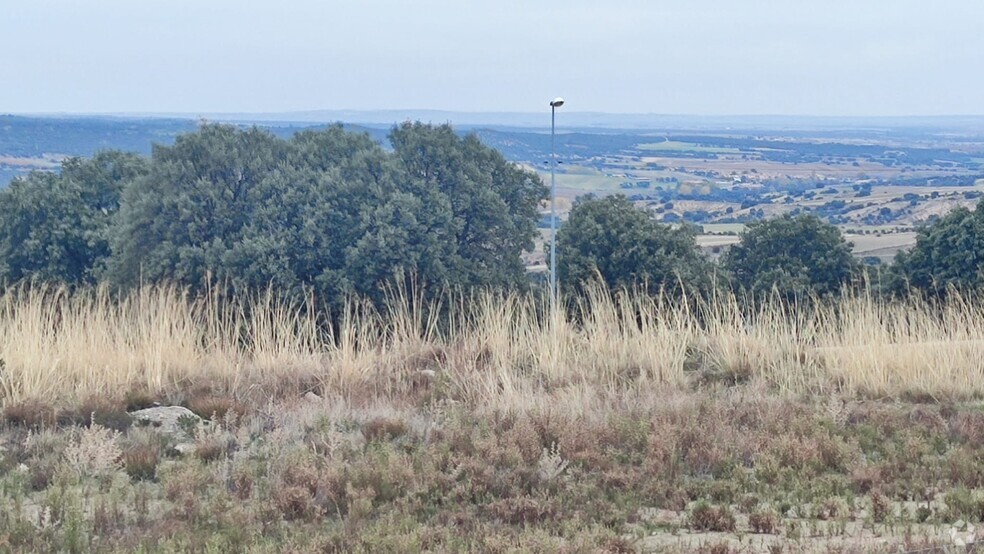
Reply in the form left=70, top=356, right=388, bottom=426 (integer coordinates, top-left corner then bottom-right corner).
left=722, top=214, right=859, bottom=299
left=553, top=195, right=711, bottom=295
left=389, top=122, right=547, bottom=290
left=0, top=151, right=147, bottom=285
left=105, top=123, right=547, bottom=305
left=105, top=125, right=286, bottom=290
left=890, top=200, right=984, bottom=295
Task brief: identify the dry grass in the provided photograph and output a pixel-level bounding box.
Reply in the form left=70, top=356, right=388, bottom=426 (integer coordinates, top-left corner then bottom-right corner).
left=1, top=283, right=984, bottom=408
left=0, top=384, right=979, bottom=551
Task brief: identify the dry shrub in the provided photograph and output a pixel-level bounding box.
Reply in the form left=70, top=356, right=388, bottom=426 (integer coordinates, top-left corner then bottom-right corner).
left=280, top=453, right=322, bottom=493
left=29, top=460, right=58, bottom=491
left=163, top=462, right=213, bottom=502
left=186, top=394, right=245, bottom=421
left=486, top=495, right=558, bottom=525
left=768, top=433, right=822, bottom=472
left=93, top=497, right=124, bottom=536
left=3, top=399, right=56, bottom=429
left=870, top=490, right=890, bottom=523
left=688, top=501, right=736, bottom=532
left=63, top=424, right=123, bottom=479
left=815, top=497, right=848, bottom=521
left=194, top=436, right=227, bottom=463
left=348, top=448, right=414, bottom=504
left=345, top=484, right=375, bottom=524
left=497, top=414, right=543, bottom=465
left=124, top=387, right=159, bottom=411
left=948, top=446, right=984, bottom=488
left=317, top=466, right=349, bottom=517
left=59, top=395, right=132, bottom=431
left=556, top=417, right=610, bottom=471
left=599, top=537, right=637, bottom=553
left=950, top=411, right=984, bottom=444
left=850, top=464, right=880, bottom=494
left=361, top=417, right=408, bottom=442
left=275, top=485, right=317, bottom=521
left=697, top=543, right=739, bottom=554
left=536, top=443, right=569, bottom=484
left=231, top=467, right=254, bottom=500
left=123, top=443, right=161, bottom=481
left=748, top=507, right=779, bottom=534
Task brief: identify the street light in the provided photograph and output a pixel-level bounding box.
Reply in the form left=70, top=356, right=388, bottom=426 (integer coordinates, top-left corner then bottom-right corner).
left=549, top=97, right=564, bottom=311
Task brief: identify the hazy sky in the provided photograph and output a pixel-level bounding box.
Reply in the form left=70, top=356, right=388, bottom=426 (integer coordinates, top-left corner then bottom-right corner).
left=3, top=0, right=983, bottom=116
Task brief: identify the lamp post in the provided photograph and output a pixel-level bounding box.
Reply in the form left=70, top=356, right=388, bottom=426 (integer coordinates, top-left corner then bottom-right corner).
left=549, top=97, right=564, bottom=311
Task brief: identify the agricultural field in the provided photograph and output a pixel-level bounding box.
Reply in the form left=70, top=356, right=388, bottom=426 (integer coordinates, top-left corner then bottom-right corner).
left=636, top=140, right=741, bottom=154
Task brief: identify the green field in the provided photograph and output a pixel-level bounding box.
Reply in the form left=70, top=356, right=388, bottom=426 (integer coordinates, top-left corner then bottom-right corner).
left=536, top=166, right=627, bottom=192
left=700, top=223, right=747, bottom=234
left=637, top=140, right=741, bottom=154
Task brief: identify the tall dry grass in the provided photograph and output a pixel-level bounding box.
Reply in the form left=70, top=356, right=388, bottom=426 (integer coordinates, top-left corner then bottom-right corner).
left=0, top=283, right=983, bottom=406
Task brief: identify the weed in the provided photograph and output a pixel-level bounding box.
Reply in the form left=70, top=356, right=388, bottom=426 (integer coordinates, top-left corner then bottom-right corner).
left=63, top=425, right=123, bottom=480
left=3, top=400, right=56, bottom=429
left=749, top=507, right=780, bottom=534
left=124, top=387, right=159, bottom=411
left=689, top=501, right=737, bottom=532
left=362, top=417, right=409, bottom=442
left=59, top=395, right=132, bottom=431
left=123, top=443, right=160, bottom=481
left=186, top=394, right=244, bottom=421
left=871, top=490, right=891, bottom=523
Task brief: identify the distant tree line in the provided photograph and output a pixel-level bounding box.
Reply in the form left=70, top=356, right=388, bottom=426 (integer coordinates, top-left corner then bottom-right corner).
left=555, top=194, right=984, bottom=301
left=1, top=123, right=982, bottom=305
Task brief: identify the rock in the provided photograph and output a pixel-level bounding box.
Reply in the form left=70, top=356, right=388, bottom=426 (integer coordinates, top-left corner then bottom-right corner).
left=129, top=406, right=202, bottom=437
left=172, top=442, right=197, bottom=456
left=303, top=391, right=322, bottom=403
left=419, top=369, right=437, bottom=379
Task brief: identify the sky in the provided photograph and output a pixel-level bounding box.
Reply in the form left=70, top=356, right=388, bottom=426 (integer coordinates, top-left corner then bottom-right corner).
left=2, top=0, right=983, bottom=117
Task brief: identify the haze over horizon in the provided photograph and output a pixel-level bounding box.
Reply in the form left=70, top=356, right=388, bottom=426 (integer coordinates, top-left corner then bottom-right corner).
left=3, top=0, right=984, bottom=117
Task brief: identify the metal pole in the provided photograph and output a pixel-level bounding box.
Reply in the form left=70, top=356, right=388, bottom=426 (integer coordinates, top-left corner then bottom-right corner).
left=550, top=105, right=557, bottom=311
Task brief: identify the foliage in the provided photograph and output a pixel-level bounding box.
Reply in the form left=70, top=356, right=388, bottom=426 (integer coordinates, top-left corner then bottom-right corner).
left=104, top=123, right=546, bottom=305
left=722, top=214, right=860, bottom=299
left=890, top=199, right=984, bottom=295
left=0, top=151, right=147, bottom=285
left=553, top=194, right=712, bottom=295
left=389, top=122, right=547, bottom=290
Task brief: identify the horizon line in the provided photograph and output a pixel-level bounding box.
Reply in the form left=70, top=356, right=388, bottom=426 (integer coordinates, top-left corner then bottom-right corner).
left=8, top=110, right=984, bottom=120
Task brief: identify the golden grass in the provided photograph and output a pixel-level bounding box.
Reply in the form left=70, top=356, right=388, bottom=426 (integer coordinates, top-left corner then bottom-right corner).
left=1, top=283, right=983, bottom=406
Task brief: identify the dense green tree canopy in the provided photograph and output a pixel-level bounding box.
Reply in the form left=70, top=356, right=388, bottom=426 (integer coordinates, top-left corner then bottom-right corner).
left=0, top=151, right=147, bottom=285
left=722, top=214, right=860, bottom=299
left=554, top=195, right=711, bottom=295
left=890, top=200, right=984, bottom=295
left=389, top=122, right=545, bottom=289
left=103, top=123, right=546, bottom=304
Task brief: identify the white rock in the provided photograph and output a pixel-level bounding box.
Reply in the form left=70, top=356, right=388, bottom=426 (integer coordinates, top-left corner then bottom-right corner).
left=129, top=406, right=202, bottom=437
left=173, top=442, right=197, bottom=456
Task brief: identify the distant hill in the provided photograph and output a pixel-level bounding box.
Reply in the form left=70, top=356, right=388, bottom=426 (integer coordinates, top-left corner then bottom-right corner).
left=0, top=115, right=198, bottom=158
left=5, top=112, right=984, bottom=187
left=0, top=116, right=391, bottom=186
left=70, top=110, right=984, bottom=134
